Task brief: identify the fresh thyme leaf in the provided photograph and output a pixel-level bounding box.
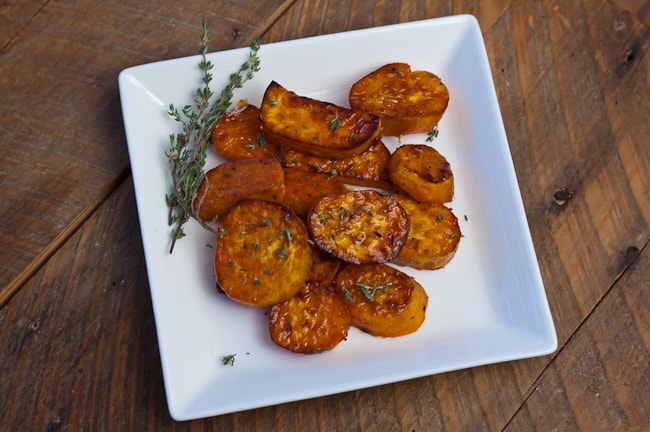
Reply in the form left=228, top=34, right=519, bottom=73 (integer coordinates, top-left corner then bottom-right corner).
left=355, top=282, right=393, bottom=301
left=165, top=19, right=261, bottom=253
left=426, top=125, right=439, bottom=142
left=329, top=111, right=340, bottom=130
left=222, top=354, right=236, bottom=366
left=341, top=284, right=355, bottom=305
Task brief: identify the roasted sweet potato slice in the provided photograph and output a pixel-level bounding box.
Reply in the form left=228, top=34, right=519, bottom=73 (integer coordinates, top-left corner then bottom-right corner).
left=282, top=139, right=392, bottom=189
left=388, top=144, right=454, bottom=204
left=307, top=247, right=343, bottom=288
left=282, top=168, right=349, bottom=218
left=260, top=81, right=381, bottom=159
left=349, top=62, right=449, bottom=136
left=391, top=194, right=461, bottom=270
left=214, top=199, right=313, bottom=307
left=211, top=102, right=281, bottom=160
left=269, top=283, right=351, bottom=354
left=193, top=158, right=285, bottom=227
left=308, top=190, right=409, bottom=264
left=334, top=262, right=428, bottom=337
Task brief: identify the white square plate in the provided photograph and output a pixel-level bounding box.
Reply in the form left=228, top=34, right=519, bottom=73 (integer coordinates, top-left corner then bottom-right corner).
left=119, top=15, right=557, bottom=421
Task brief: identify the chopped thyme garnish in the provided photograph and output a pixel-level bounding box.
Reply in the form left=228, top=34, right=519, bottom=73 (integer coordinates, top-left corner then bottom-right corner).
left=341, top=284, right=355, bottom=305
left=426, top=125, right=439, bottom=142
left=329, top=111, right=340, bottom=130
left=257, top=134, right=266, bottom=148
left=356, top=282, right=393, bottom=301
left=283, top=229, right=293, bottom=245
left=222, top=354, right=236, bottom=366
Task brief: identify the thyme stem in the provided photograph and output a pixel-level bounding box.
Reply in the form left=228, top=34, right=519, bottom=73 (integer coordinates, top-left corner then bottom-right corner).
left=166, top=20, right=261, bottom=253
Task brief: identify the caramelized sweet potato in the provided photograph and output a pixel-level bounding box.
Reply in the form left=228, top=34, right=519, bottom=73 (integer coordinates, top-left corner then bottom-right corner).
left=214, top=199, right=313, bottom=307
left=349, top=62, right=449, bottom=136
left=282, top=139, right=392, bottom=189
left=282, top=168, right=349, bottom=218
left=388, top=144, right=454, bottom=204
left=335, top=262, right=428, bottom=337
left=193, top=158, right=285, bottom=227
left=211, top=103, right=281, bottom=160
left=260, top=81, right=381, bottom=159
left=307, top=190, right=409, bottom=264
left=307, top=247, right=342, bottom=288
left=269, top=283, right=351, bottom=354
left=391, top=194, right=461, bottom=270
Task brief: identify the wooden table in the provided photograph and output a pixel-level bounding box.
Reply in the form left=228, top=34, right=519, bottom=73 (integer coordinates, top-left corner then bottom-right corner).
left=1, top=1, right=648, bottom=430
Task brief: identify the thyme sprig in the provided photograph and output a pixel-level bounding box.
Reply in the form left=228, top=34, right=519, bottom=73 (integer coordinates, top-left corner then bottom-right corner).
left=165, top=20, right=261, bottom=253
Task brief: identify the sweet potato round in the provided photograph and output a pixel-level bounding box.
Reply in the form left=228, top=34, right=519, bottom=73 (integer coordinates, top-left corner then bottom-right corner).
left=282, top=139, right=392, bottom=189
left=193, top=158, right=285, bottom=227
left=391, top=194, right=461, bottom=270
left=269, top=283, right=351, bottom=354
left=388, top=144, right=454, bottom=204
left=282, top=168, right=349, bottom=218
left=261, top=81, right=381, bottom=159
left=335, top=262, right=428, bottom=337
left=211, top=103, right=280, bottom=160
left=214, top=199, right=312, bottom=307
left=349, top=62, right=449, bottom=137
left=308, top=190, right=410, bottom=264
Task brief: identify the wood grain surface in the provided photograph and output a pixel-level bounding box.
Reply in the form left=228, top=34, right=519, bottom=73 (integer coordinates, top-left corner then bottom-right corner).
left=0, top=0, right=648, bottom=430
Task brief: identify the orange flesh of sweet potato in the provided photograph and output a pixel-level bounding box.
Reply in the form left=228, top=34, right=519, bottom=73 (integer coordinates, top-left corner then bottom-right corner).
left=335, top=262, right=428, bottom=337
left=269, top=283, right=351, bottom=353
left=213, top=199, right=313, bottom=307
left=193, top=158, right=285, bottom=227
left=349, top=62, right=449, bottom=136
left=391, top=194, right=461, bottom=270
left=307, top=190, right=409, bottom=264
left=282, top=139, right=392, bottom=189
left=282, top=168, right=350, bottom=218
left=260, top=81, right=381, bottom=159
left=306, top=247, right=343, bottom=288
left=388, top=144, right=454, bottom=204
left=211, top=103, right=281, bottom=160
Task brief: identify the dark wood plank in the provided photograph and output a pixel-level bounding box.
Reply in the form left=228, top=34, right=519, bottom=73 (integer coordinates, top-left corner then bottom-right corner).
left=506, top=244, right=649, bottom=431
left=0, top=0, right=295, bottom=305
left=0, top=180, right=164, bottom=431
left=611, top=0, right=650, bottom=25
left=495, top=0, right=650, bottom=340
left=0, top=0, right=46, bottom=46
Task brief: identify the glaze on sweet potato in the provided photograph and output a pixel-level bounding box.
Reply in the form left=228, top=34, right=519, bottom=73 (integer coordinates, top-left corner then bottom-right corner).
left=388, top=144, right=454, bottom=204
left=213, top=199, right=312, bottom=307
left=349, top=62, right=449, bottom=137
left=335, top=262, right=428, bottom=337
left=260, top=81, right=381, bottom=159
left=306, top=247, right=343, bottom=288
left=282, top=168, right=350, bottom=218
left=282, top=139, right=392, bottom=189
left=307, top=190, right=409, bottom=264
left=211, top=103, right=281, bottom=160
left=269, top=283, right=351, bottom=354
left=391, top=194, right=461, bottom=270
left=193, top=158, right=285, bottom=227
